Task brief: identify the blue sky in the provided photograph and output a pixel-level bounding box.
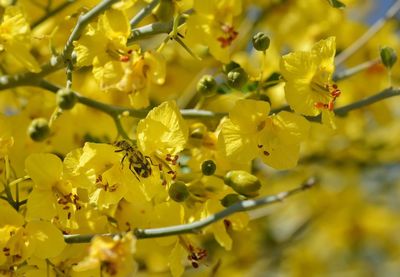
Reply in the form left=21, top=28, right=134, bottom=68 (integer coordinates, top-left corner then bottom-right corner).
left=367, top=0, right=396, bottom=23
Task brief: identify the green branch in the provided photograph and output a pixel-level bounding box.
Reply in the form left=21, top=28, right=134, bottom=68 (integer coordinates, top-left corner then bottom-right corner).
left=63, top=0, right=119, bottom=59
left=128, top=21, right=173, bottom=44
left=0, top=56, right=64, bottom=91
left=334, top=87, right=400, bottom=116
left=130, top=0, right=160, bottom=28
left=128, top=12, right=189, bottom=45
left=64, top=177, right=316, bottom=243
left=333, top=58, right=381, bottom=81
left=39, top=80, right=224, bottom=120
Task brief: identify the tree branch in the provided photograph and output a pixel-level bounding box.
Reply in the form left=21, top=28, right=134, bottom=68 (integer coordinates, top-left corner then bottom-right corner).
left=130, top=0, right=160, bottom=28
left=0, top=56, right=64, bottom=91
left=333, top=58, right=381, bottom=81
left=63, top=0, right=119, bottom=60
left=128, top=12, right=189, bottom=45
left=63, top=177, right=316, bottom=243
left=334, top=87, right=400, bottom=116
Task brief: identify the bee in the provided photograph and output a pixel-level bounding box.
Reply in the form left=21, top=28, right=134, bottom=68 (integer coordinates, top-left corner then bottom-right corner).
left=114, top=140, right=152, bottom=180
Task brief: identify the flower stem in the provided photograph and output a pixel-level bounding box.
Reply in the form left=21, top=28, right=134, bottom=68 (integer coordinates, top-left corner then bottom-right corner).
left=333, top=58, right=381, bottom=81
left=63, top=0, right=119, bottom=60
left=63, top=177, right=316, bottom=243
left=130, top=0, right=160, bottom=28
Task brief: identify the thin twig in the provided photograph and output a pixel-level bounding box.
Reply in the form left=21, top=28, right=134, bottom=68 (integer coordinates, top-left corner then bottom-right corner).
left=333, top=58, right=381, bottom=81
left=0, top=56, right=64, bottom=91
left=335, top=0, right=400, bottom=66
left=128, top=12, right=190, bottom=45
left=334, top=87, right=400, bottom=116
left=63, top=177, right=316, bottom=243
left=63, top=0, right=119, bottom=60
left=130, top=0, right=160, bottom=28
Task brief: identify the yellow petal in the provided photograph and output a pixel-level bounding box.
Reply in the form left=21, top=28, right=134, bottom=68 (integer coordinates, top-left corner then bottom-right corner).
left=101, top=8, right=130, bottom=41
left=169, top=242, right=185, bottom=277
left=229, top=99, right=270, bottom=133
left=25, top=153, right=63, bottom=190
left=218, top=119, right=258, bottom=163
left=26, top=220, right=66, bottom=259
left=6, top=41, right=40, bottom=72
left=0, top=200, right=24, bottom=226
left=137, top=101, right=188, bottom=155
left=26, top=189, right=57, bottom=221
left=312, top=36, right=336, bottom=71
left=272, top=111, right=310, bottom=145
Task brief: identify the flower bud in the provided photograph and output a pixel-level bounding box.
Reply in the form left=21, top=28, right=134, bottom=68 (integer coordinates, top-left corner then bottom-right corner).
left=197, top=75, right=217, bottom=97
left=222, top=61, right=240, bottom=74
left=227, top=68, right=248, bottom=89
left=380, top=46, right=397, bottom=69
left=201, top=160, right=216, bottom=176
left=57, top=88, right=77, bottom=110
left=220, top=193, right=245, bottom=207
left=189, top=123, right=207, bottom=139
left=252, top=32, right=270, bottom=52
left=224, top=170, right=261, bottom=197
left=168, top=181, right=189, bottom=202
left=28, top=118, right=50, bottom=142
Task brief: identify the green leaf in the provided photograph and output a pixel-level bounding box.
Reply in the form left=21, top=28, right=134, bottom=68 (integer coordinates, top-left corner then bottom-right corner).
left=326, top=0, right=346, bottom=8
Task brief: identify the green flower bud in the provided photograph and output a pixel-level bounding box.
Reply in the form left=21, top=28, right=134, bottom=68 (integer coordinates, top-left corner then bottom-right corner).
left=380, top=46, right=397, bottom=69
left=222, top=61, right=240, bottom=74
left=252, top=32, right=270, bottom=52
left=169, top=181, right=189, bottom=202
left=197, top=75, right=217, bottom=97
left=224, top=170, right=261, bottom=197
left=28, top=118, right=50, bottom=142
left=220, top=193, right=245, bottom=207
left=57, top=88, right=77, bottom=110
left=201, top=160, right=216, bottom=176
left=227, top=68, right=248, bottom=89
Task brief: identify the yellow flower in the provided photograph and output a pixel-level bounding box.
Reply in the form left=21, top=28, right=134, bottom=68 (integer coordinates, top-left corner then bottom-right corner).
left=73, top=8, right=131, bottom=89
left=218, top=99, right=309, bottom=169
left=0, top=6, right=40, bottom=72
left=25, top=153, right=81, bottom=229
left=116, top=51, right=166, bottom=109
left=185, top=0, right=242, bottom=62
left=63, top=143, right=138, bottom=209
left=136, top=101, right=188, bottom=198
left=73, top=233, right=137, bottom=277
left=0, top=202, right=65, bottom=268
left=280, top=37, right=341, bottom=118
